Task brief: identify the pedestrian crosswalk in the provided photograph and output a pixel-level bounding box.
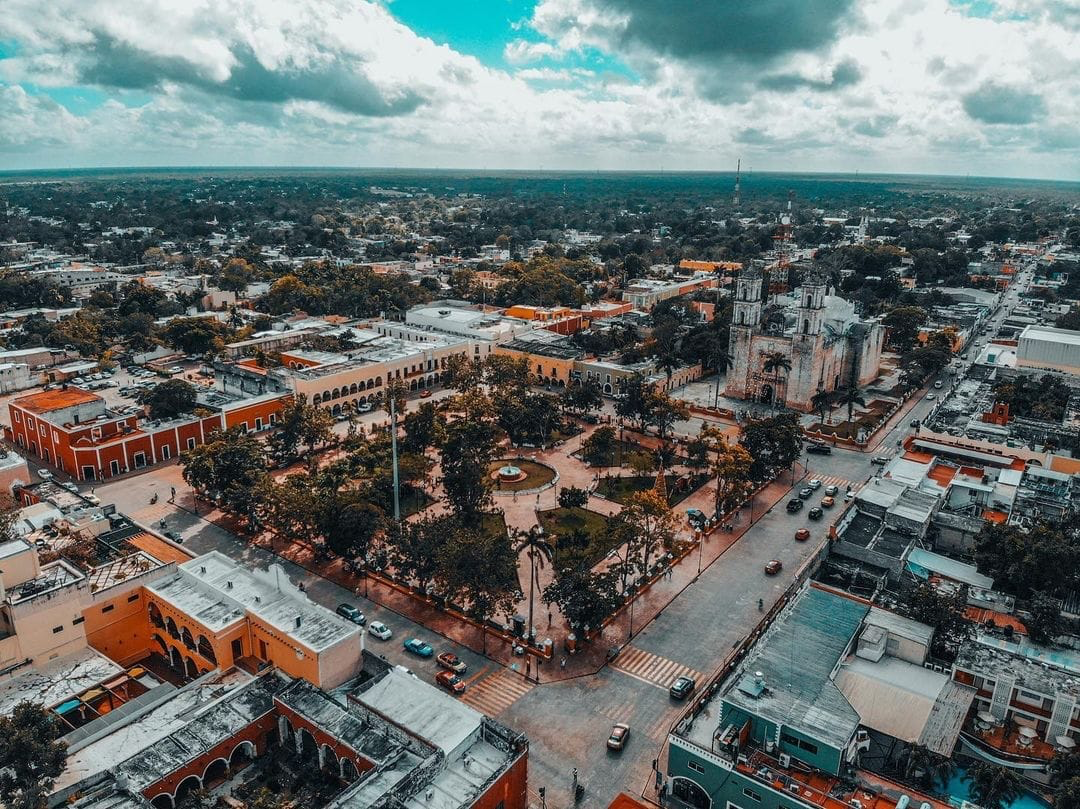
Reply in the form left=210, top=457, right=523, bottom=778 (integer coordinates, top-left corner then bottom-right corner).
left=460, top=667, right=534, bottom=716
left=806, top=473, right=852, bottom=490
left=609, top=645, right=705, bottom=692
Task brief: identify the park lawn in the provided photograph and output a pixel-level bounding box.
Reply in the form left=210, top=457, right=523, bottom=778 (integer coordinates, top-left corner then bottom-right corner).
left=478, top=511, right=509, bottom=540
left=596, top=473, right=710, bottom=506
left=399, top=486, right=434, bottom=519
left=537, top=506, right=619, bottom=568
left=573, top=438, right=648, bottom=467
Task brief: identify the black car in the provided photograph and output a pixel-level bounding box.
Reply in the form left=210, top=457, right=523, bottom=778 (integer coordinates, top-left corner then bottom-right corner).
left=670, top=676, right=696, bottom=700
left=336, top=603, right=366, bottom=626
left=808, top=507, right=824, bottom=520
left=806, top=443, right=832, bottom=455
left=786, top=499, right=804, bottom=513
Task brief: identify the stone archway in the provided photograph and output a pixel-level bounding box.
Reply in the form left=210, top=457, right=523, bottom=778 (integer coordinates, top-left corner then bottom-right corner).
left=340, top=757, right=359, bottom=782
left=201, top=758, right=228, bottom=788
left=319, top=743, right=336, bottom=773
left=298, top=728, right=318, bottom=764
left=151, top=794, right=174, bottom=809
left=759, top=383, right=774, bottom=404
left=230, top=741, right=255, bottom=770
left=174, top=775, right=201, bottom=805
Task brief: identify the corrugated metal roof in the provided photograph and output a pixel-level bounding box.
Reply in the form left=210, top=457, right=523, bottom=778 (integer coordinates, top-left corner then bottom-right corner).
left=723, top=585, right=868, bottom=751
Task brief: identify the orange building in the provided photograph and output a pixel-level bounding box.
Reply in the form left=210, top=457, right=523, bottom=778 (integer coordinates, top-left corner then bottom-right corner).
left=6, top=386, right=288, bottom=481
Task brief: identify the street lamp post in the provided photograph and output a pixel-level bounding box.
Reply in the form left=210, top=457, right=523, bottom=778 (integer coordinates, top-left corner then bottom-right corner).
left=627, top=584, right=636, bottom=641
left=696, top=529, right=705, bottom=575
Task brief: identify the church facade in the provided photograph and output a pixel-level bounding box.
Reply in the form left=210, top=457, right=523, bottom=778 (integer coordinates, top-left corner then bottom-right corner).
left=725, top=268, right=885, bottom=412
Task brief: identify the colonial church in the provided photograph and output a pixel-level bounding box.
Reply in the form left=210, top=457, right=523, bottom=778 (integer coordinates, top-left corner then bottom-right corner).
left=724, top=267, right=885, bottom=411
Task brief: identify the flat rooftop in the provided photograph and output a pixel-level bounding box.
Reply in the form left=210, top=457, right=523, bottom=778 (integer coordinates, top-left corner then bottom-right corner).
left=12, top=387, right=101, bottom=414
left=689, top=584, right=869, bottom=753
left=1019, top=324, right=1080, bottom=346
left=148, top=551, right=360, bottom=652
left=0, top=647, right=123, bottom=717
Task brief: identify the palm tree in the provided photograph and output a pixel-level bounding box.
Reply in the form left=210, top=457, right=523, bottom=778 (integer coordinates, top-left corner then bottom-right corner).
left=901, top=744, right=955, bottom=792
left=514, top=526, right=555, bottom=642
left=811, top=390, right=833, bottom=426
left=965, top=762, right=1023, bottom=809
left=762, top=351, right=792, bottom=412
left=838, top=385, right=866, bottom=423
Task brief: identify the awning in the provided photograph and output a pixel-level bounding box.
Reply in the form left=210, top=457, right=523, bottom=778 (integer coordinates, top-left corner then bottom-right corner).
left=126, top=667, right=146, bottom=678
left=80, top=688, right=104, bottom=701
left=54, top=699, right=81, bottom=715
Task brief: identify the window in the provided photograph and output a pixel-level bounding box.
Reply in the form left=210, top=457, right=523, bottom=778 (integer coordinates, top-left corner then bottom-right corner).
left=128, top=594, right=140, bottom=603
left=742, top=789, right=761, bottom=802
left=255, top=418, right=263, bottom=431
left=39, top=423, right=47, bottom=436
left=133, top=452, right=146, bottom=468
left=798, top=740, right=819, bottom=755
left=110, top=460, right=120, bottom=476
left=72, top=616, right=84, bottom=626
left=187, top=437, right=196, bottom=450
left=52, top=625, right=63, bottom=634
left=27, top=417, right=34, bottom=430
left=239, top=422, right=248, bottom=433
left=102, top=604, right=114, bottom=613
left=687, top=760, right=705, bottom=774
left=12, top=411, right=19, bottom=423
left=160, top=445, right=171, bottom=461
left=269, top=414, right=277, bottom=426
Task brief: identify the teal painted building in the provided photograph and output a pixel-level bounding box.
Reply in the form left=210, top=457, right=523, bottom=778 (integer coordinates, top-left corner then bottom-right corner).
left=664, top=585, right=877, bottom=809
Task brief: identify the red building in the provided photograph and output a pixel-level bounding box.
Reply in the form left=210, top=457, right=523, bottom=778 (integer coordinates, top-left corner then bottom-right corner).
left=6, top=387, right=288, bottom=481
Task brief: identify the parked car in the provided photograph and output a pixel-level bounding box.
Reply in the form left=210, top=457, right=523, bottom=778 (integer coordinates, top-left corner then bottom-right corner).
left=686, top=508, right=707, bottom=529
left=806, top=443, right=832, bottom=455
left=164, top=530, right=183, bottom=543
left=83, top=494, right=100, bottom=506
left=669, top=676, right=696, bottom=700
left=786, top=499, right=804, bottom=513
left=824, top=485, right=838, bottom=496
left=60, top=481, right=79, bottom=493
left=404, top=638, right=434, bottom=658
left=808, top=506, right=823, bottom=520
left=910, top=419, right=920, bottom=428
left=844, top=490, right=856, bottom=501
left=37, top=469, right=53, bottom=481
left=807, top=479, right=822, bottom=490
left=368, top=621, right=392, bottom=640
left=336, top=603, right=366, bottom=625
left=794, top=528, right=810, bottom=541
left=435, top=670, right=466, bottom=695
left=607, top=723, right=630, bottom=751
left=871, top=456, right=889, bottom=465
left=72, top=377, right=86, bottom=385
left=821, top=496, right=835, bottom=508
left=934, top=381, right=943, bottom=389
left=799, top=487, right=813, bottom=499
left=926, top=393, right=936, bottom=400
left=764, top=560, right=783, bottom=575
left=357, top=402, right=373, bottom=413
left=167, top=366, right=184, bottom=374
left=436, top=652, right=467, bottom=673
left=419, top=389, right=432, bottom=398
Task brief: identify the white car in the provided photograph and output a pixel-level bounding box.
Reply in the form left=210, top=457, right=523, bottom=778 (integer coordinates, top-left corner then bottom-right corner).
left=60, top=481, right=79, bottom=493
left=167, top=366, right=184, bottom=374
left=927, top=393, right=936, bottom=400
left=83, top=494, right=101, bottom=506
left=37, top=469, right=53, bottom=481
left=807, top=479, right=822, bottom=490
left=368, top=621, right=392, bottom=640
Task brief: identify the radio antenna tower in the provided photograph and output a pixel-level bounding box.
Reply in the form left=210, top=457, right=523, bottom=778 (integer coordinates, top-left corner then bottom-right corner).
left=732, top=159, right=741, bottom=208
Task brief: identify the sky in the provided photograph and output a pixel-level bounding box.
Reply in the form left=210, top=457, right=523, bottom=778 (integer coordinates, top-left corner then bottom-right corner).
left=0, top=0, right=1078, bottom=178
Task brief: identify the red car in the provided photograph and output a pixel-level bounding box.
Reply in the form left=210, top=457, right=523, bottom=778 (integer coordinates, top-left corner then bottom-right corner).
left=764, top=560, right=783, bottom=575
left=794, top=528, right=810, bottom=542
left=435, top=670, right=466, bottom=695
left=419, top=389, right=432, bottom=398
left=437, top=651, right=467, bottom=673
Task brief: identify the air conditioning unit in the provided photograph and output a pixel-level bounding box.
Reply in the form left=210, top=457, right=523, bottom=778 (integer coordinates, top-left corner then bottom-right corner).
left=778, top=753, right=791, bottom=768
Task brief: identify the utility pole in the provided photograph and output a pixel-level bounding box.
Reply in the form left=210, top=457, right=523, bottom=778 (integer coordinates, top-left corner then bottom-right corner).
left=390, top=389, right=401, bottom=522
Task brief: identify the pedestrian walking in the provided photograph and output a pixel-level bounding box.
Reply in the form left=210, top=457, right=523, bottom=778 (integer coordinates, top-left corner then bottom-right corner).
left=169, top=486, right=176, bottom=502
left=547, top=610, right=552, bottom=628
left=560, top=658, right=566, bottom=669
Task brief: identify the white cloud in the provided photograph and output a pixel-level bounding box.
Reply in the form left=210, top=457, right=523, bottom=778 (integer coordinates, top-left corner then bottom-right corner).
left=0, top=0, right=1077, bottom=177
left=503, top=40, right=562, bottom=64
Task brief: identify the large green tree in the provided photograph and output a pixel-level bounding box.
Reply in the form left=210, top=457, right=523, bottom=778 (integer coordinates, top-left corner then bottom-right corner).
left=181, top=428, right=268, bottom=521
left=739, top=413, right=804, bottom=481
left=440, top=420, right=497, bottom=521
left=0, top=702, right=67, bottom=809
left=975, top=522, right=1080, bottom=598
left=140, top=378, right=197, bottom=420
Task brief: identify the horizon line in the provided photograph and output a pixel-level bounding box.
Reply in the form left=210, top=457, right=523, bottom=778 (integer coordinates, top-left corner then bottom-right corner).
left=0, top=164, right=1078, bottom=186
